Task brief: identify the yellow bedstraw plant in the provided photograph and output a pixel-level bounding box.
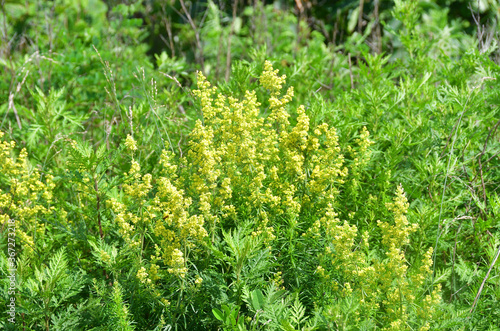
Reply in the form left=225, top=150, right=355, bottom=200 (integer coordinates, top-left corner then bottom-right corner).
left=186, top=62, right=440, bottom=328
left=0, top=131, right=56, bottom=255
left=99, top=61, right=442, bottom=327
left=108, top=135, right=207, bottom=283
left=315, top=185, right=441, bottom=330
left=187, top=61, right=349, bottom=239
left=0, top=61, right=442, bottom=328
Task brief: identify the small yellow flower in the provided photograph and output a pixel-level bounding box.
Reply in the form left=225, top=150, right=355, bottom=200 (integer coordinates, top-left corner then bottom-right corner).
left=124, top=134, right=138, bottom=152
left=161, top=298, right=171, bottom=307
left=137, top=267, right=149, bottom=283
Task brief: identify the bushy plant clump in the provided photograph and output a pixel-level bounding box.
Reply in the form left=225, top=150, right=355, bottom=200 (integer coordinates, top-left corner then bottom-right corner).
left=1, top=0, right=500, bottom=330
left=1, top=62, right=446, bottom=330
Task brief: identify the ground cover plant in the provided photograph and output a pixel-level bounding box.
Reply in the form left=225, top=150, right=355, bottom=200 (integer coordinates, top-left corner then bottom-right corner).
left=1, top=0, right=500, bottom=330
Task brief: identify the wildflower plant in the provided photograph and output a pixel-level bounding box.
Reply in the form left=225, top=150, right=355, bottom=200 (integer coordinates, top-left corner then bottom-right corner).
left=0, top=131, right=56, bottom=255
left=2, top=0, right=500, bottom=329
left=0, top=60, right=454, bottom=330
left=143, top=62, right=441, bottom=328
left=316, top=185, right=441, bottom=329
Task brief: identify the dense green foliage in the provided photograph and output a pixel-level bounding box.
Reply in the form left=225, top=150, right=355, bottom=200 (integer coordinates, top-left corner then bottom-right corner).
left=1, top=0, right=500, bottom=330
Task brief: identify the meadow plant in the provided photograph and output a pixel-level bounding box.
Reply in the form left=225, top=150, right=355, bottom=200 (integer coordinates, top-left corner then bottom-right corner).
left=104, top=62, right=443, bottom=328
left=0, top=131, right=56, bottom=254
left=0, top=60, right=447, bottom=329
left=2, top=0, right=500, bottom=328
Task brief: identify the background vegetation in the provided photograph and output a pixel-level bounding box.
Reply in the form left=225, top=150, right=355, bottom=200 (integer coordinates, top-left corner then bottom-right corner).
left=1, top=0, right=500, bottom=330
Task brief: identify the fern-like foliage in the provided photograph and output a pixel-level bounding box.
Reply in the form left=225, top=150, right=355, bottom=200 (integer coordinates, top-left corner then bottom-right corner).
left=20, top=247, right=85, bottom=330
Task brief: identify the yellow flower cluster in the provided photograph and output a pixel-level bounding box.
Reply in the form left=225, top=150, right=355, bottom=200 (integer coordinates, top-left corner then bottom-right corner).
left=271, top=271, right=285, bottom=289
left=259, top=60, right=287, bottom=94
left=0, top=131, right=56, bottom=253
left=317, top=185, right=440, bottom=328
left=194, top=275, right=203, bottom=286
left=378, top=184, right=419, bottom=248
left=123, top=160, right=152, bottom=200
left=167, top=248, right=188, bottom=278
left=319, top=203, right=367, bottom=280
left=151, top=162, right=208, bottom=249
left=124, top=134, right=138, bottom=152
left=187, top=61, right=349, bottom=238
left=106, top=198, right=135, bottom=239
left=112, top=139, right=209, bottom=280
left=137, top=266, right=150, bottom=284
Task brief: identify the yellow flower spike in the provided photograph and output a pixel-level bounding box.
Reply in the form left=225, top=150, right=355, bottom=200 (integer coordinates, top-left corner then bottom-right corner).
left=137, top=267, right=148, bottom=283
left=167, top=248, right=187, bottom=278
left=193, top=71, right=218, bottom=122
left=379, top=184, right=417, bottom=249
left=161, top=298, right=171, bottom=307
left=260, top=60, right=287, bottom=94
left=124, top=134, right=137, bottom=152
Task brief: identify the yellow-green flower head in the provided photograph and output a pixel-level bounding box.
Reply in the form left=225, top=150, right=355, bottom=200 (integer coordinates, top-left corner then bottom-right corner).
left=193, top=71, right=218, bottom=122
left=260, top=61, right=287, bottom=94
left=167, top=248, right=188, bottom=278
left=137, top=267, right=151, bottom=284
left=125, top=134, right=138, bottom=152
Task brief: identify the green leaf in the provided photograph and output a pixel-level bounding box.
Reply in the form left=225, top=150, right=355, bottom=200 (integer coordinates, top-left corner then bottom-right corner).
left=250, top=289, right=264, bottom=311
left=213, top=308, right=224, bottom=321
